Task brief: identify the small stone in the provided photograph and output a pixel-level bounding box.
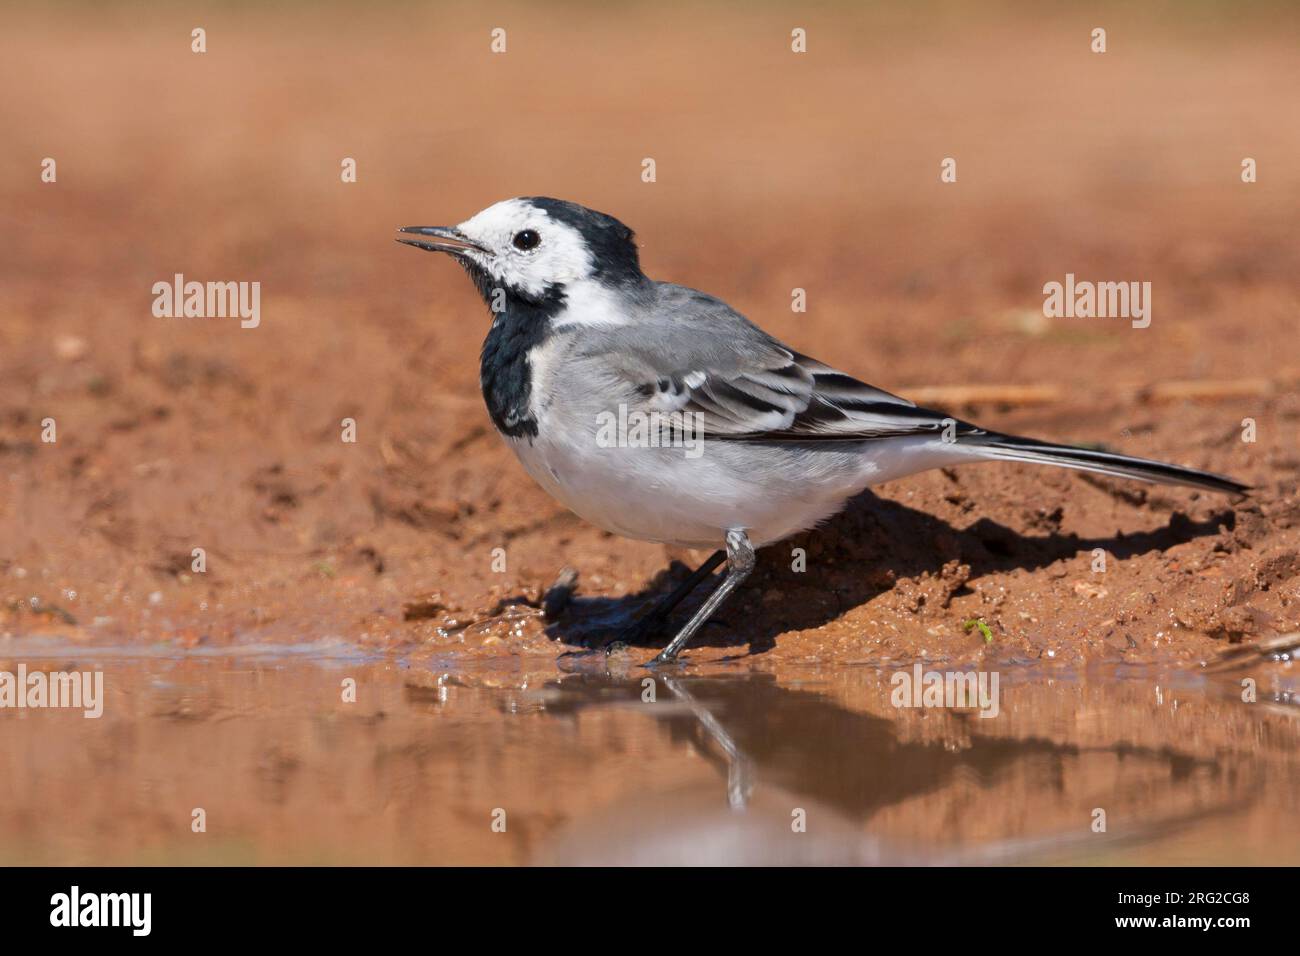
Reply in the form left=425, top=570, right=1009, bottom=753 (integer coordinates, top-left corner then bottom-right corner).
left=54, top=334, right=88, bottom=362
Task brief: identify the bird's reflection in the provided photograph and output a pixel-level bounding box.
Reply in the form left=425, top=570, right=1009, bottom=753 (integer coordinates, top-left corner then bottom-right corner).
left=660, top=676, right=753, bottom=810
left=528, top=671, right=1262, bottom=865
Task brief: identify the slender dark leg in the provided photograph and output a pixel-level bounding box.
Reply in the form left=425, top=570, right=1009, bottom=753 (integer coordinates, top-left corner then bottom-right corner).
left=651, top=530, right=755, bottom=664
left=604, top=549, right=724, bottom=648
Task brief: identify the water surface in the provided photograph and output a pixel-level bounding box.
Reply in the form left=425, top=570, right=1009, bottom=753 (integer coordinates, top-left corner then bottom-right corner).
left=1, top=640, right=1296, bottom=865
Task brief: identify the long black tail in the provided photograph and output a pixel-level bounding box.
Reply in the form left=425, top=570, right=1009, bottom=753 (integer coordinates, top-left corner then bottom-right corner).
left=974, top=433, right=1250, bottom=496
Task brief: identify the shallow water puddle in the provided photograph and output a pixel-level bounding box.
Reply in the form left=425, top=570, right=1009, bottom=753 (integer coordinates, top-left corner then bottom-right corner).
left=0, top=640, right=1296, bottom=865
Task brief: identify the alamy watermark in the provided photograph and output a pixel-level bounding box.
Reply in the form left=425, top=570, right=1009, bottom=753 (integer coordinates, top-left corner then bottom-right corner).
left=0, top=665, right=103, bottom=718
left=595, top=404, right=705, bottom=459
left=1042, top=273, right=1151, bottom=329
left=152, top=273, right=260, bottom=328
left=890, top=662, right=1000, bottom=718
left=50, top=886, right=150, bottom=936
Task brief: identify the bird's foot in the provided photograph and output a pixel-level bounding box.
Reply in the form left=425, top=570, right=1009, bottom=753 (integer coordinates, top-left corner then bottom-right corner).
left=646, top=650, right=680, bottom=668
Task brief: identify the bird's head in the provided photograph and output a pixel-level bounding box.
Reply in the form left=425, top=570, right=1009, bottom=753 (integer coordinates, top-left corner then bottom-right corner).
left=398, top=197, right=644, bottom=308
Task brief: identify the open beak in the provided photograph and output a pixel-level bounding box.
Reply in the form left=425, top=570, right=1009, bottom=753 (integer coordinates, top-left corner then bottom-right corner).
left=395, top=226, right=489, bottom=256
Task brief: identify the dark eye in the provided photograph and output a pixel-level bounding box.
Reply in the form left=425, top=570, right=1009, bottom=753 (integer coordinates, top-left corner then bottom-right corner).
left=512, top=229, right=540, bottom=251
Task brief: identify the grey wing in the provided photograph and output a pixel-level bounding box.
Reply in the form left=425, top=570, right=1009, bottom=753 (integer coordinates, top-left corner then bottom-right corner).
left=581, top=282, right=986, bottom=442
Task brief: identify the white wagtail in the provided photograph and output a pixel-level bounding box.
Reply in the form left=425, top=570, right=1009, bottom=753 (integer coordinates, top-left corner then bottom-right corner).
left=398, top=198, right=1249, bottom=663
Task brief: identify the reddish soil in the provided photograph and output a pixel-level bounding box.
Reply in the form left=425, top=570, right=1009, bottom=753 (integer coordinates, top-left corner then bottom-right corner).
left=2, top=4, right=1299, bottom=670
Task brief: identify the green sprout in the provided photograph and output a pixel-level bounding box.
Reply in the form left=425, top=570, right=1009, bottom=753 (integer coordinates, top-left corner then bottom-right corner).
left=964, top=617, right=994, bottom=643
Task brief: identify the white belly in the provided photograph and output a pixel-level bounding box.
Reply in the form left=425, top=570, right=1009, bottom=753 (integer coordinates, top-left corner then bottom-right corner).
left=505, top=425, right=973, bottom=550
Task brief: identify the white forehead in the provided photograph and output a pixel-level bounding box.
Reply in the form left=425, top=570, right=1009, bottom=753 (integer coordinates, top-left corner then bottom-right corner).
left=457, top=198, right=543, bottom=237
left=455, top=198, right=594, bottom=296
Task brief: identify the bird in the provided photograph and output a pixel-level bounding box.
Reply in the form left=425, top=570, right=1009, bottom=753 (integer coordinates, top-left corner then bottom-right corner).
left=398, top=197, right=1249, bottom=664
